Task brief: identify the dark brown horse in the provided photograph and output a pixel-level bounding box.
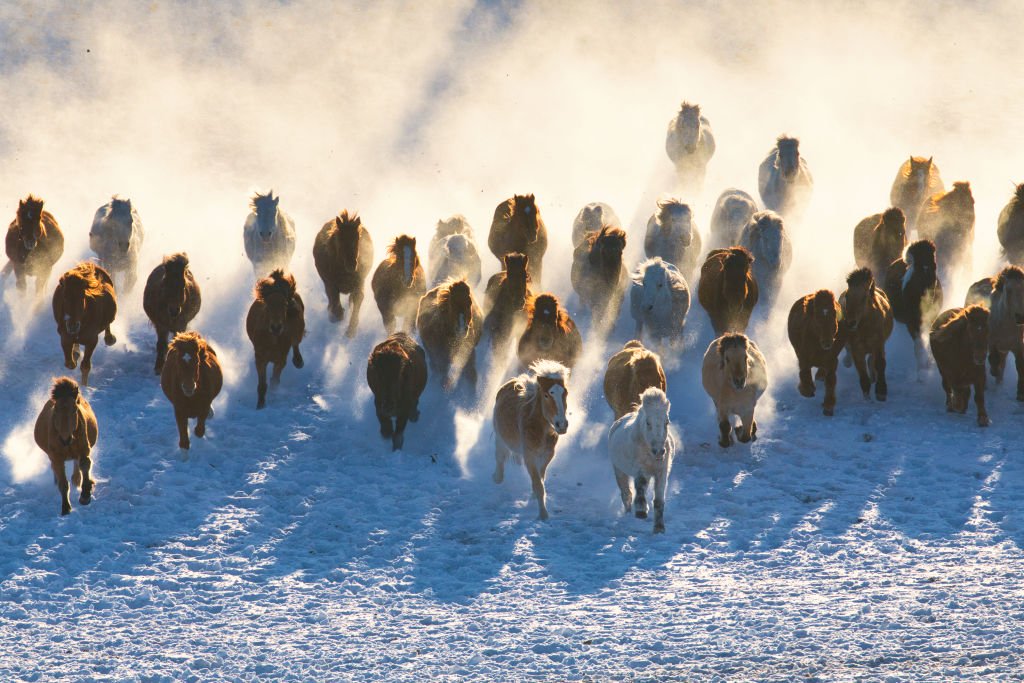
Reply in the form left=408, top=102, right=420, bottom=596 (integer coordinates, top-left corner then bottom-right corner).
left=853, top=208, right=907, bottom=283
left=416, top=279, right=482, bottom=393
left=929, top=305, right=990, bottom=427
left=697, top=247, right=759, bottom=336
left=245, top=269, right=305, bottom=408
left=483, top=252, right=534, bottom=353
left=366, top=332, right=428, bottom=450
left=517, top=293, right=583, bottom=369
left=52, top=262, right=117, bottom=386
left=788, top=289, right=844, bottom=415
left=963, top=266, right=1024, bottom=400
left=3, top=195, right=64, bottom=296
left=34, top=377, right=98, bottom=516
left=488, top=194, right=548, bottom=285
left=143, top=253, right=202, bottom=375
left=840, top=268, right=894, bottom=401
left=997, top=184, right=1024, bottom=266
left=160, top=331, right=222, bottom=451
left=371, top=234, right=426, bottom=335
left=312, top=210, right=374, bottom=337
left=917, top=181, right=975, bottom=282
left=884, top=240, right=943, bottom=374
left=890, top=156, right=944, bottom=232
left=571, top=225, right=628, bottom=329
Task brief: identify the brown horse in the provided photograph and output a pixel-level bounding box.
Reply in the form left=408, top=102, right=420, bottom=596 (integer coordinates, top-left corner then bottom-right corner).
left=366, top=332, right=428, bottom=450
left=245, top=269, right=305, bottom=409
left=483, top=252, right=534, bottom=353
left=3, top=195, right=64, bottom=296
left=701, top=333, right=768, bottom=447
left=603, top=340, right=667, bottom=418
left=143, top=253, right=202, bottom=375
left=571, top=225, right=628, bottom=329
left=963, top=266, right=1024, bottom=400
left=492, top=359, right=570, bottom=520
left=371, top=234, right=426, bottom=335
left=853, top=208, right=907, bottom=282
left=929, top=305, right=990, bottom=427
left=517, top=293, right=583, bottom=370
left=52, top=263, right=117, bottom=387
left=160, top=331, right=222, bottom=451
left=917, top=181, right=975, bottom=282
left=998, top=184, right=1024, bottom=266
left=788, top=290, right=844, bottom=415
left=890, top=156, right=944, bottom=232
left=416, top=279, right=482, bottom=393
left=488, top=194, right=548, bottom=285
left=884, top=240, right=944, bottom=374
left=840, top=268, right=894, bottom=401
left=312, top=210, right=374, bottom=338
left=697, top=247, right=759, bottom=336
left=34, top=377, right=98, bottom=516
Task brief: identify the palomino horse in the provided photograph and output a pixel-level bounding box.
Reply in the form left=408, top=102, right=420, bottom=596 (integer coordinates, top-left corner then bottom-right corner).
left=371, top=234, right=426, bottom=334
left=853, top=208, right=907, bottom=283
left=884, top=240, right=944, bottom=375
left=603, top=340, right=667, bottom=419
left=416, top=279, right=482, bottom=393
left=243, top=190, right=296, bottom=276
left=739, top=210, right=792, bottom=300
left=890, top=156, right=944, bottom=233
left=34, top=377, right=98, bottom=516
left=929, top=305, right=990, bottom=427
left=917, top=181, right=975, bottom=285
left=701, top=333, right=768, bottom=447
left=787, top=289, right=844, bottom=416
left=3, top=194, right=64, bottom=296
left=758, top=135, right=813, bottom=222
left=840, top=268, right=894, bottom=401
left=629, top=257, right=690, bottom=349
left=245, top=269, right=305, bottom=409
left=572, top=202, right=621, bottom=248
left=665, top=102, right=716, bottom=192
left=143, top=253, right=201, bottom=374
left=517, top=293, right=583, bottom=369
left=160, top=331, right=222, bottom=451
left=571, top=225, right=628, bottom=330
left=709, top=188, right=757, bottom=250
left=483, top=252, right=534, bottom=354
left=609, top=387, right=675, bottom=533
left=644, top=198, right=702, bottom=276
left=488, top=194, right=548, bottom=285
left=52, top=262, right=117, bottom=386
left=366, top=332, right=428, bottom=451
left=89, top=196, right=145, bottom=295
left=492, top=359, right=570, bottom=520
left=964, top=266, right=1024, bottom=400
left=312, top=210, right=374, bottom=338
left=998, top=184, right=1024, bottom=266
left=697, top=247, right=759, bottom=336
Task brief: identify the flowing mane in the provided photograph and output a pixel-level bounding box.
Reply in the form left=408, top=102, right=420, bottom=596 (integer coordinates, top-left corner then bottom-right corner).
left=776, top=135, right=799, bottom=152
left=17, top=195, right=43, bottom=223
left=655, top=198, right=690, bottom=225
left=717, top=332, right=749, bottom=358
left=162, top=252, right=189, bottom=275
left=995, top=265, right=1024, bottom=291
left=931, top=304, right=987, bottom=344
left=585, top=225, right=627, bottom=252
left=254, top=268, right=296, bottom=301
left=61, top=263, right=108, bottom=298
left=901, top=156, right=932, bottom=179
left=515, top=359, right=570, bottom=399
left=385, top=234, right=417, bottom=262
left=436, top=278, right=470, bottom=307
left=881, top=207, right=904, bottom=226
left=1015, top=183, right=1024, bottom=203
left=50, top=376, right=79, bottom=401
left=329, top=210, right=361, bottom=237
left=678, top=101, right=700, bottom=117
left=525, top=293, right=573, bottom=334
left=846, top=266, right=873, bottom=288
left=250, top=190, right=278, bottom=214
left=723, top=245, right=755, bottom=270
left=168, top=330, right=213, bottom=359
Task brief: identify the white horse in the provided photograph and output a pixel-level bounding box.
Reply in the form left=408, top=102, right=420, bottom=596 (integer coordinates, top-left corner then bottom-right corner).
left=665, top=102, right=715, bottom=193
left=243, top=190, right=296, bottom=277
left=644, top=198, right=702, bottom=276
left=709, top=188, right=758, bottom=250
left=630, top=257, right=690, bottom=349
left=89, top=196, right=145, bottom=294
left=571, top=201, right=621, bottom=247
left=609, top=386, right=675, bottom=533
left=429, top=232, right=482, bottom=288
left=758, top=135, right=813, bottom=222
left=739, top=210, right=792, bottom=298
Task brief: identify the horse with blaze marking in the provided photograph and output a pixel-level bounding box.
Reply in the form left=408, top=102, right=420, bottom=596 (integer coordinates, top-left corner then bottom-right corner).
left=143, top=253, right=201, bottom=374
left=929, top=305, right=990, bottom=427
left=52, top=262, right=117, bottom=387
left=603, top=340, right=667, bottom=419
left=788, top=289, right=844, bottom=416
left=840, top=268, right=893, bottom=401
left=34, top=377, right=98, bottom=516
left=366, top=332, right=427, bottom=451
left=160, top=331, right=222, bottom=451
left=372, top=235, right=426, bottom=334
left=3, top=194, right=64, bottom=296
left=609, top=387, right=675, bottom=533
left=312, top=210, right=374, bottom=338
left=964, top=266, right=1024, bottom=400
left=245, top=269, right=305, bottom=409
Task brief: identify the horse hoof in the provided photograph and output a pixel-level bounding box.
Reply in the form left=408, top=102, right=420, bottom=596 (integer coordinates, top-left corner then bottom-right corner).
left=293, top=355, right=304, bottom=369
left=538, top=510, right=550, bottom=521
left=392, top=432, right=404, bottom=451
left=179, top=440, right=190, bottom=450
left=256, top=399, right=266, bottom=410
left=195, top=424, right=205, bottom=438
left=876, top=391, right=887, bottom=402
left=635, top=509, right=648, bottom=519
left=979, top=416, right=991, bottom=427
left=79, top=492, right=92, bottom=505
left=719, top=438, right=732, bottom=448
left=798, top=385, right=815, bottom=398
left=492, top=471, right=503, bottom=484
left=345, top=326, right=357, bottom=339
left=653, top=523, right=665, bottom=534
left=823, top=407, right=834, bottom=417
left=61, top=506, right=71, bottom=516
left=65, top=360, right=77, bottom=370
left=409, top=409, right=420, bottom=422
left=104, top=335, right=116, bottom=346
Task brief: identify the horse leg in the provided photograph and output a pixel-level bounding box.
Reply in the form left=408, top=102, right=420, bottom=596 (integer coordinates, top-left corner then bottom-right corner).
left=392, top=411, right=409, bottom=451
left=797, top=359, right=815, bottom=397
left=375, top=394, right=393, bottom=439
left=325, top=283, right=343, bottom=323
left=613, top=466, right=632, bottom=514
left=822, top=357, right=838, bottom=416
left=941, top=375, right=954, bottom=412
left=851, top=348, right=871, bottom=399
left=103, top=324, right=116, bottom=346
left=461, top=349, right=478, bottom=395
left=292, top=341, right=304, bottom=369
left=78, top=453, right=94, bottom=505
left=14, top=265, right=26, bottom=291
left=51, top=459, right=72, bottom=516
left=195, top=403, right=209, bottom=438
left=61, top=335, right=77, bottom=370
left=652, top=468, right=668, bottom=533
left=271, top=359, right=284, bottom=387
left=990, top=347, right=1007, bottom=383
left=874, top=346, right=888, bottom=401
left=155, top=327, right=169, bottom=375
left=492, top=435, right=511, bottom=484
left=256, top=357, right=269, bottom=409
left=346, top=288, right=364, bottom=339
left=1014, top=346, right=1024, bottom=401
left=72, top=460, right=82, bottom=487
left=527, top=459, right=549, bottom=520
left=633, top=475, right=649, bottom=519
left=716, top=403, right=733, bottom=448
left=737, top=406, right=757, bottom=443
left=80, top=337, right=99, bottom=387
left=34, top=267, right=52, bottom=299
left=174, top=405, right=191, bottom=450
left=974, top=372, right=990, bottom=427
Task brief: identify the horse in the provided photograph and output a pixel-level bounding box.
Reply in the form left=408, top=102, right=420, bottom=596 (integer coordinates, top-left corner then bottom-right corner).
left=571, top=225, right=628, bottom=329
left=492, top=359, right=570, bottom=520
left=963, top=266, right=1024, bottom=400
left=572, top=202, right=621, bottom=248
left=160, top=331, right=222, bottom=452
left=483, top=252, right=534, bottom=354
left=840, top=267, right=894, bottom=401
left=143, top=253, right=202, bottom=375
left=697, top=247, right=759, bottom=336
left=884, top=240, right=944, bottom=374
left=371, top=235, right=426, bottom=335
left=709, top=188, right=757, bottom=250
left=997, top=184, right=1024, bottom=266
left=629, top=257, right=690, bottom=348
left=890, top=156, right=944, bottom=232
left=608, top=387, right=675, bottom=533
left=245, top=269, right=305, bottom=409
left=665, top=102, right=716, bottom=192
left=929, top=305, right=990, bottom=427
left=366, top=332, right=428, bottom=451
left=416, top=279, right=482, bottom=393
left=52, top=262, right=117, bottom=387
left=644, top=198, right=702, bottom=276
left=853, top=208, right=907, bottom=283
left=428, top=229, right=481, bottom=288
left=312, top=210, right=374, bottom=338
left=787, top=289, right=844, bottom=416
left=3, top=194, right=64, bottom=296
left=603, top=340, right=667, bottom=419
left=701, top=333, right=768, bottom=447
left=488, top=194, right=548, bottom=285
left=243, top=190, right=296, bottom=276
left=758, top=135, right=813, bottom=222
left=916, top=181, right=975, bottom=284
left=739, top=210, right=792, bottom=299
left=89, top=196, right=144, bottom=295
left=517, top=292, right=583, bottom=370
left=34, top=377, right=98, bottom=516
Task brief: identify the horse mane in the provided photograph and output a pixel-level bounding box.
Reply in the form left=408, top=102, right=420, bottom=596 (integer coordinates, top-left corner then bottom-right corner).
left=776, top=135, right=799, bottom=151
left=723, top=246, right=755, bottom=270
left=437, top=278, right=470, bottom=308
left=385, top=234, right=417, bottom=262
left=1015, top=183, right=1024, bottom=203
left=168, top=330, right=212, bottom=359
left=496, top=253, right=530, bottom=288
left=638, top=386, right=670, bottom=414
left=906, top=239, right=936, bottom=263
left=331, top=210, right=361, bottom=235
left=880, top=207, right=905, bottom=226
left=932, top=304, right=988, bottom=343
left=808, top=289, right=837, bottom=311
left=50, top=376, right=79, bottom=401
left=678, top=101, right=700, bottom=117
left=902, top=156, right=932, bottom=178
left=61, top=263, right=108, bottom=298
left=162, top=252, right=189, bottom=275
left=586, top=225, right=627, bottom=251
left=995, top=265, right=1024, bottom=291
left=632, top=257, right=666, bottom=285
left=17, top=195, right=43, bottom=220
left=717, top=332, right=749, bottom=358
left=516, top=359, right=570, bottom=400
left=526, top=293, right=572, bottom=334
left=250, top=190, right=278, bottom=214
left=109, top=196, right=132, bottom=219
left=254, top=268, right=296, bottom=301
left=656, top=198, right=689, bottom=224
left=750, top=210, right=783, bottom=233
left=846, top=267, right=874, bottom=288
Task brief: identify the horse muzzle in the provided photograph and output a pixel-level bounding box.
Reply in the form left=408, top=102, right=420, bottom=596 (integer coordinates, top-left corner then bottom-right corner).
left=58, top=435, right=73, bottom=447
left=181, top=383, right=197, bottom=398
left=168, top=306, right=182, bottom=318
left=23, top=238, right=36, bottom=251
left=650, top=446, right=666, bottom=460
left=732, top=378, right=747, bottom=390
left=269, top=323, right=284, bottom=336
left=553, top=419, right=568, bottom=435
left=65, top=321, right=81, bottom=335
left=260, top=233, right=272, bottom=242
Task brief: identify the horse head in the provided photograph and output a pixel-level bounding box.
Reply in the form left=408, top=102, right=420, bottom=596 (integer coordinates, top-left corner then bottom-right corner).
left=963, top=305, right=990, bottom=366
left=676, top=102, right=702, bottom=152
left=527, top=293, right=563, bottom=351
left=589, top=226, right=626, bottom=276
left=531, top=360, right=569, bottom=435
left=749, top=211, right=785, bottom=267
left=59, top=270, right=97, bottom=335
left=388, top=235, right=419, bottom=288
left=108, top=197, right=134, bottom=253
left=842, top=268, right=875, bottom=332
left=903, top=240, right=938, bottom=290
left=722, top=248, right=755, bottom=313
left=373, top=346, right=406, bottom=417
left=657, top=199, right=692, bottom=246
left=513, top=194, right=540, bottom=241
left=436, top=214, right=471, bottom=240
left=724, top=195, right=754, bottom=229
left=170, top=332, right=207, bottom=397
left=876, top=208, right=906, bottom=253
left=503, top=252, right=530, bottom=290
left=256, top=269, right=298, bottom=336
left=639, top=258, right=672, bottom=314
left=942, top=182, right=975, bottom=223
left=50, top=377, right=81, bottom=447
left=776, top=136, right=801, bottom=179
left=441, top=279, right=473, bottom=340
left=718, top=333, right=751, bottom=390
left=161, top=253, right=190, bottom=319
left=16, top=195, right=45, bottom=251
left=333, top=210, right=362, bottom=273
left=808, top=289, right=840, bottom=351
left=994, top=266, right=1024, bottom=325
left=637, top=386, right=670, bottom=460
left=908, top=156, right=934, bottom=193
left=251, top=191, right=280, bottom=242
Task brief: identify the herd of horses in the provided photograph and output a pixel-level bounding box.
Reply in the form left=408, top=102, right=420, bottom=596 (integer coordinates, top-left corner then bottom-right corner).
left=8, top=100, right=1024, bottom=532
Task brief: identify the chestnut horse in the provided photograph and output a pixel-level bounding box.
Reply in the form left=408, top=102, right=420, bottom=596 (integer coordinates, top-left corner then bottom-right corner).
left=963, top=266, right=1024, bottom=400
left=366, top=332, right=428, bottom=451
left=603, top=340, right=667, bottom=418
left=245, top=269, right=305, bottom=409
left=697, top=247, right=759, bottom=336
left=758, top=135, right=813, bottom=221
left=890, top=156, right=944, bottom=232
left=492, top=359, right=570, bottom=520
left=312, top=210, right=374, bottom=338
left=701, top=333, right=768, bottom=447
left=997, top=184, right=1024, bottom=266
left=3, top=194, right=64, bottom=296
left=488, top=194, right=548, bottom=285
left=929, top=305, right=990, bottom=427
left=160, top=331, right=222, bottom=451
left=372, top=234, right=426, bottom=335
left=517, top=293, right=583, bottom=370
left=416, top=279, right=482, bottom=393
left=52, top=262, right=117, bottom=386
left=840, top=268, right=894, bottom=401
left=787, top=289, right=844, bottom=416
left=884, top=240, right=944, bottom=374
left=571, top=225, right=628, bottom=329
left=483, top=252, right=534, bottom=354
left=143, top=253, right=202, bottom=374
left=917, top=181, right=975, bottom=283
left=853, top=207, right=907, bottom=283
left=89, top=196, right=145, bottom=295
left=34, top=377, right=98, bottom=516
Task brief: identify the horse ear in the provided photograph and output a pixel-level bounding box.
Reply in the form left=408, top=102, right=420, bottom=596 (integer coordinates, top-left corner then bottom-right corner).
left=335, top=216, right=343, bottom=230
left=927, top=156, right=933, bottom=165
left=272, top=195, right=280, bottom=209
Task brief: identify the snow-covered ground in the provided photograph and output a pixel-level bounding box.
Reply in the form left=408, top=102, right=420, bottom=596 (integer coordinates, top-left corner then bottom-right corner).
left=3, top=2, right=1024, bottom=681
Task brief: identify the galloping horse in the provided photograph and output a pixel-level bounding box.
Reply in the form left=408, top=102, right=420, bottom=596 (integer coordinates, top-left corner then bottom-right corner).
left=488, top=194, right=548, bottom=285
left=697, top=247, right=759, bottom=336
left=371, top=234, right=426, bottom=334
left=89, top=196, right=144, bottom=294
left=709, top=188, right=757, bottom=250
left=161, top=331, right=222, bottom=451
left=517, top=293, right=583, bottom=369
left=366, top=332, right=428, bottom=451
left=416, top=279, right=482, bottom=393
left=890, top=156, right=944, bottom=233
left=758, top=135, right=813, bottom=221
left=143, top=253, right=201, bottom=374
left=243, top=190, right=296, bottom=276
left=34, top=377, right=98, bottom=516
left=312, top=210, right=374, bottom=338
left=665, top=102, right=716, bottom=192
left=245, top=269, right=305, bottom=409
left=3, top=194, right=64, bottom=296
left=52, top=262, right=117, bottom=386
left=571, top=225, right=628, bottom=329
left=853, top=208, right=907, bottom=283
